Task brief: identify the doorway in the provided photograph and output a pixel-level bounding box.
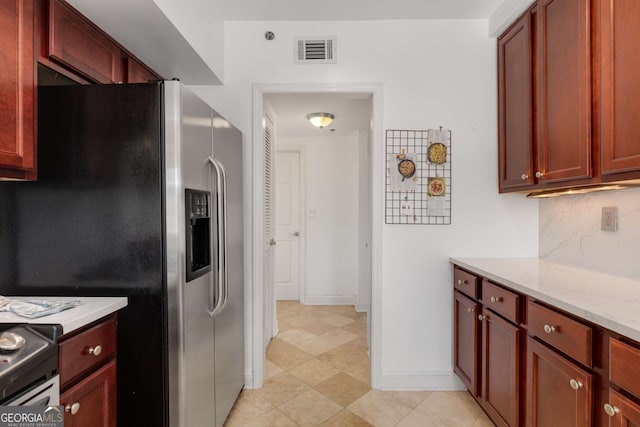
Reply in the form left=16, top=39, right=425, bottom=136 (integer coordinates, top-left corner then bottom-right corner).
left=251, top=84, right=383, bottom=390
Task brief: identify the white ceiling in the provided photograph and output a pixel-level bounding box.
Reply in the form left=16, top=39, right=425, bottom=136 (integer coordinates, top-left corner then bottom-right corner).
left=220, top=0, right=503, bottom=21
left=266, top=93, right=372, bottom=138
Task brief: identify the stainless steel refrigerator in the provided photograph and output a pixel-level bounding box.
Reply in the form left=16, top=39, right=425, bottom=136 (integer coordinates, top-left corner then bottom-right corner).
left=0, top=80, right=244, bottom=427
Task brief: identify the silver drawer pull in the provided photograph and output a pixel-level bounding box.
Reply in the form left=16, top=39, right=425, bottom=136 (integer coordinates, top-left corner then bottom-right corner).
left=65, top=402, right=80, bottom=415
left=466, top=308, right=474, bottom=314
left=569, top=379, right=583, bottom=390
left=88, top=345, right=103, bottom=356
left=490, top=296, right=502, bottom=303
left=543, top=324, right=556, bottom=334
left=604, top=403, right=620, bottom=417
left=457, top=279, right=468, bottom=286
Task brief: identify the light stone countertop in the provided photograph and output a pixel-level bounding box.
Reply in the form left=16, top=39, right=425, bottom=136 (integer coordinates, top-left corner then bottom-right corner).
left=450, top=257, right=640, bottom=342
left=0, top=297, right=127, bottom=335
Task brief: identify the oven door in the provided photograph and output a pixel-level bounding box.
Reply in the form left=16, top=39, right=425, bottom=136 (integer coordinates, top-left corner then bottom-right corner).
left=5, top=375, right=60, bottom=406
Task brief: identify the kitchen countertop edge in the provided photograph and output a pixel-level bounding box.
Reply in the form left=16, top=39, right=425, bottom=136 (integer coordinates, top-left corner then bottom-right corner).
left=0, top=297, right=128, bottom=335
left=450, top=257, right=640, bottom=342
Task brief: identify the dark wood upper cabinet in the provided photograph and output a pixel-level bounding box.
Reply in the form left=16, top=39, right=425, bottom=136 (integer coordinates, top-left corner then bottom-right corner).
left=496, top=0, right=640, bottom=193
left=0, top=0, right=162, bottom=179
left=0, top=0, right=37, bottom=180
left=126, top=57, right=160, bottom=83
left=498, top=11, right=534, bottom=191
left=48, top=0, right=122, bottom=83
left=536, top=0, right=591, bottom=183
left=598, top=0, right=640, bottom=176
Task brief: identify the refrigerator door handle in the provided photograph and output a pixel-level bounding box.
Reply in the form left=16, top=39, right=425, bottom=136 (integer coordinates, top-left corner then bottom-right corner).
left=207, top=156, right=229, bottom=317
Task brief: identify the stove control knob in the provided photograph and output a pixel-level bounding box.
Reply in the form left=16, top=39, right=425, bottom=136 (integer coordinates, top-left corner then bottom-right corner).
left=88, top=345, right=103, bottom=356
left=65, top=402, right=80, bottom=415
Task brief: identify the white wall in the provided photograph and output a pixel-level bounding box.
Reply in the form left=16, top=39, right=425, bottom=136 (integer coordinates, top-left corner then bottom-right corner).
left=540, top=188, right=640, bottom=280
left=193, top=19, right=539, bottom=389
left=277, top=135, right=360, bottom=304
left=153, top=0, right=225, bottom=82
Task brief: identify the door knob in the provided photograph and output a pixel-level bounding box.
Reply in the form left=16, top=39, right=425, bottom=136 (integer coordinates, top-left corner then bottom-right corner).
left=569, top=379, right=583, bottom=390
left=604, top=403, right=620, bottom=417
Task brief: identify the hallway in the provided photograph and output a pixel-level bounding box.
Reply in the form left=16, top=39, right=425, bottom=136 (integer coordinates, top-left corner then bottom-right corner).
left=225, top=302, right=492, bottom=426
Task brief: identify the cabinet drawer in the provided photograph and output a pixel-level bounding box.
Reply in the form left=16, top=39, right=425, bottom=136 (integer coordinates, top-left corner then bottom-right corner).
left=454, top=267, right=479, bottom=300
left=610, top=338, right=640, bottom=400
left=59, top=317, right=116, bottom=387
left=528, top=301, right=592, bottom=367
left=482, top=280, right=520, bottom=323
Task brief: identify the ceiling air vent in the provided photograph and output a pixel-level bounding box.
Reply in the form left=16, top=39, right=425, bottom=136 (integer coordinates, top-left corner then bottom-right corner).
left=294, top=37, right=337, bottom=64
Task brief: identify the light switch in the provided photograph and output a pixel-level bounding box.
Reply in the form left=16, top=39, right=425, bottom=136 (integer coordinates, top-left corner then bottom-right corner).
left=601, top=207, right=618, bottom=232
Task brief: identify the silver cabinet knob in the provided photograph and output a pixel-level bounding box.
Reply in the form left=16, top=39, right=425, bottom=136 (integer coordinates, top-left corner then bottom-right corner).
left=478, top=314, right=484, bottom=321
left=521, top=174, right=529, bottom=180
left=569, top=379, right=583, bottom=390
left=65, top=403, right=80, bottom=415
left=457, top=279, right=468, bottom=286
left=535, top=171, right=545, bottom=178
left=292, top=231, right=300, bottom=237
left=604, top=403, right=620, bottom=417
left=269, top=238, right=277, bottom=246
left=543, top=324, right=556, bottom=334
left=490, top=296, right=502, bottom=303
left=466, top=307, right=474, bottom=314
left=88, top=345, right=102, bottom=356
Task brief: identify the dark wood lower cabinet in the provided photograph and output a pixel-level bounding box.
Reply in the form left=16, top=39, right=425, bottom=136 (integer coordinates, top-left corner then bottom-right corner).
left=607, top=389, right=640, bottom=427
left=454, top=291, right=480, bottom=396
left=61, top=360, right=116, bottom=427
left=481, top=308, right=521, bottom=427
left=527, top=337, right=592, bottom=427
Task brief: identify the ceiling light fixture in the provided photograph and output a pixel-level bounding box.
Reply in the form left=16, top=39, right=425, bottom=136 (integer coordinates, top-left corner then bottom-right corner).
left=307, top=112, right=334, bottom=128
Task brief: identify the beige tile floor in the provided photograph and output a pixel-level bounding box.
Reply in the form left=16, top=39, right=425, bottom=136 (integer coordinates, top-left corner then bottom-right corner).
left=225, top=301, right=494, bottom=427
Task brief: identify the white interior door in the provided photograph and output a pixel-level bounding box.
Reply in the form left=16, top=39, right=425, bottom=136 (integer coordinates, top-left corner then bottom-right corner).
left=275, top=151, right=301, bottom=301
left=263, top=112, right=276, bottom=349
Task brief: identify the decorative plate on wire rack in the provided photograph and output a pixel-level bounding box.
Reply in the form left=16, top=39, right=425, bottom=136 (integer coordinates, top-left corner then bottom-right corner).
left=427, top=142, right=447, bottom=164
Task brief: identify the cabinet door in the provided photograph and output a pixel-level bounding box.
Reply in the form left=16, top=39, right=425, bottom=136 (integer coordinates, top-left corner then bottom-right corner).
left=498, top=11, right=534, bottom=191
left=454, top=291, right=480, bottom=396
left=527, top=337, right=592, bottom=427
left=599, top=0, right=640, bottom=175
left=61, top=360, right=116, bottom=427
left=607, top=389, right=640, bottom=427
left=536, top=0, right=591, bottom=183
left=0, top=0, right=36, bottom=180
left=48, top=0, right=122, bottom=83
left=482, top=308, right=521, bottom=427
left=126, top=57, right=159, bottom=83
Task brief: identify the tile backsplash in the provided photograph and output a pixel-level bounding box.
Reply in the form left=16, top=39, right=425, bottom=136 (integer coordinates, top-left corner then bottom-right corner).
left=539, top=187, right=640, bottom=279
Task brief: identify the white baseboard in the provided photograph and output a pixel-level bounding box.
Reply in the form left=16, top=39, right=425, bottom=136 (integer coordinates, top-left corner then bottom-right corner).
left=376, top=371, right=466, bottom=391
left=355, top=303, right=369, bottom=313
left=303, top=295, right=356, bottom=305
left=243, top=371, right=255, bottom=389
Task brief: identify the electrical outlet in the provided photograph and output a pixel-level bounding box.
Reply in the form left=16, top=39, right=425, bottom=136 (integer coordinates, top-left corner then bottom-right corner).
left=601, top=207, right=618, bottom=232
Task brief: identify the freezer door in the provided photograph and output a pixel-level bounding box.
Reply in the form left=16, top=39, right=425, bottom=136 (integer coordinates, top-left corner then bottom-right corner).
left=211, top=112, right=245, bottom=427
left=165, top=81, right=217, bottom=427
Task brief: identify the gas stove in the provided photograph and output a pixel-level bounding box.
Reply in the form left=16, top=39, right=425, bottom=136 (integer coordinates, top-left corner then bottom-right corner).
left=0, top=324, right=61, bottom=404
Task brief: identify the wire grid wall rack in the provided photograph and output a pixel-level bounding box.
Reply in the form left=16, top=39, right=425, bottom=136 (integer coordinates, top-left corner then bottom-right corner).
left=385, top=129, right=452, bottom=225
